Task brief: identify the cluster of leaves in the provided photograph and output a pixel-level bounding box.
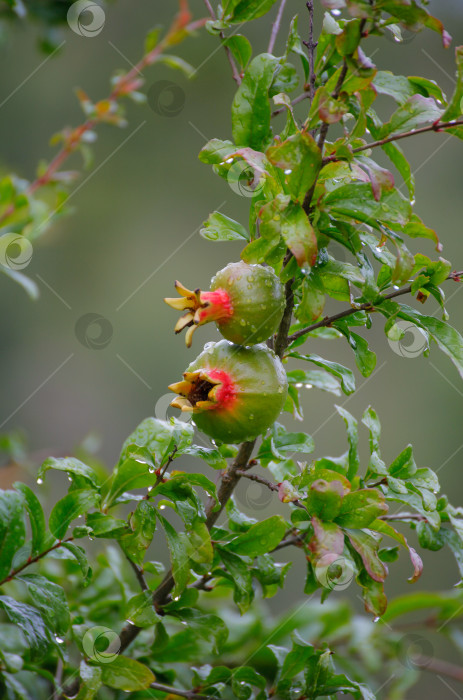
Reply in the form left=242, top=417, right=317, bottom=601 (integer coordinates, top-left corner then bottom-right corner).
left=0, top=405, right=463, bottom=698
left=2, top=0, right=463, bottom=698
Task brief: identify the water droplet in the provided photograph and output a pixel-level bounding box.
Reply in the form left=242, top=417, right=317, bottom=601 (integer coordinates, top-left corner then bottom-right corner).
left=305, top=383, right=313, bottom=389
left=284, top=168, right=292, bottom=175
left=240, top=319, right=246, bottom=326
left=68, top=476, right=72, bottom=482
left=173, top=595, right=180, bottom=601
left=159, top=505, right=166, bottom=510
left=249, top=414, right=254, bottom=420
left=332, top=8, right=341, bottom=15
left=149, top=467, right=155, bottom=474
left=295, top=382, right=303, bottom=388
left=226, top=157, right=234, bottom=163
left=37, top=478, right=43, bottom=485
left=55, top=636, right=64, bottom=644
left=373, top=616, right=380, bottom=623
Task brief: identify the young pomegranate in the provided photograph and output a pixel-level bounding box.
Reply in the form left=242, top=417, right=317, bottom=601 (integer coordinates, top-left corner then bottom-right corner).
left=164, top=261, right=285, bottom=347
left=168, top=339, right=288, bottom=443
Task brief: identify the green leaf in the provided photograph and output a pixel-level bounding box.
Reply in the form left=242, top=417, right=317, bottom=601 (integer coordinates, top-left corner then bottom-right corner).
left=182, top=445, right=227, bottom=470
left=224, top=35, right=252, bottom=72
left=13, top=483, right=47, bottom=557
left=336, top=490, right=387, bottom=529
left=49, top=489, right=100, bottom=540
left=99, top=655, right=155, bottom=691
left=119, top=500, right=157, bottom=566
left=0, top=490, right=25, bottom=581
left=200, top=211, right=249, bottom=242
left=296, top=271, right=325, bottom=322
left=62, top=541, right=92, bottom=581
left=346, top=530, right=387, bottom=582
left=17, top=574, right=70, bottom=635
left=188, top=520, right=213, bottom=565
left=1, top=267, right=39, bottom=299
left=258, top=422, right=314, bottom=466
left=335, top=406, right=360, bottom=481
left=324, top=183, right=412, bottom=227
left=441, top=46, right=463, bottom=140
left=266, top=131, right=322, bottom=202
left=336, top=325, right=377, bottom=378
left=157, top=54, right=195, bottom=78
left=125, top=591, right=159, bottom=627
left=0, top=596, right=49, bottom=658
left=119, top=417, right=193, bottom=466
left=231, top=53, right=278, bottom=151
left=38, top=457, right=100, bottom=489
left=371, top=519, right=423, bottom=583
left=396, top=304, right=463, bottom=381
left=228, top=515, right=287, bottom=556
left=306, top=479, right=345, bottom=521
left=280, top=201, right=318, bottom=268
left=157, top=514, right=190, bottom=596
left=287, top=369, right=342, bottom=396
left=225, top=0, right=278, bottom=23
left=379, top=95, right=442, bottom=137
left=289, top=352, right=356, bottom=395
left=86, top=512, right=128, bottom=538
left=215, top=547, right=253, bottom=612
left=77, top=661, right=102, bottom=700
left=199, top=138, right=236, bottom=164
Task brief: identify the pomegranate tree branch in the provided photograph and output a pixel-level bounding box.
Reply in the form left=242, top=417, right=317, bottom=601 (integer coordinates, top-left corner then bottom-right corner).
left=287, top=270, right=463, bottom=345
left=323, top=118, right=463, bottom=164
left=236, top=469, right=307, bottom=510
left=0, top=537, right=74, bottom=587
left=150, top=682, right=212, bottom=699
left=202, top=0, right=241, bottom=85
left=268, top=0, right=288, bottom=54
left=0, top=7, right=207, bottom=227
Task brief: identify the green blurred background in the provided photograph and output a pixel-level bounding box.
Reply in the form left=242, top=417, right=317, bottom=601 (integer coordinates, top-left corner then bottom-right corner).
left=0, top=0, right=462, bottom=695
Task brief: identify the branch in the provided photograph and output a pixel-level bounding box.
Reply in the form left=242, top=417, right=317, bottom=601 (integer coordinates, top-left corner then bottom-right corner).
left=274, top=278, right=295, bottom=357
left=150, top=681, right=212, bottom=699
left=302, top=1, right=317, bottom=103
left=380, top=513, right=427, bottom=522
left=203, top=0, right=241, bottom=85
left=123, top=552, right=149, bottom=591
left=287, top=270, right=463, bottom=344
left=414, top=656, right=463, bottom=683
left=0, top=6, right=206, bottom=227
left=0, top=537, right=74, bottom=587
left=272, top=530, right=309, bottom=552
left=323, top=118, right=463, bottom=164
left=236, top=470, right=307, bottom=510
left=268, top=0, right=288, bottom=54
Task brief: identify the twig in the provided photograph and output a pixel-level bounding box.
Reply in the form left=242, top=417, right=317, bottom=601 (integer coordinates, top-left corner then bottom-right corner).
left=123, top=552, right=149, bottom=591
left=203, top=0, right=241, bottom=85
left=380, top=513, right=427, bottom=522
left=302, top=1, right=317, bottom=102
left=316, top=60, right=349, bottom=152
left=268, top=0, right=288, bottom=54
left=272, top=530, right=309, bottom=552
left=0, top=6, right=206, bottom=227
left=150, top=681, right=212, bottom=699
left=0, top=536, right=74, bottom=587
left=322, top=118, right=463, bottom=164
left=155, top=445, right=178, bottom=487
left=272, top=90, right=311, bottom=117
left=274, top=278, right=295, bottom=357
left=235, top=469, right=307, bottom=510
left=414, top=656, right=463, bottom=683
left=287, top=270, right=463, bottom=344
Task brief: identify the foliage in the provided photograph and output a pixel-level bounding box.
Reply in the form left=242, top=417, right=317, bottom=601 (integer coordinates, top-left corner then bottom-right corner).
left=1, top=1, right=463, bottom=698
